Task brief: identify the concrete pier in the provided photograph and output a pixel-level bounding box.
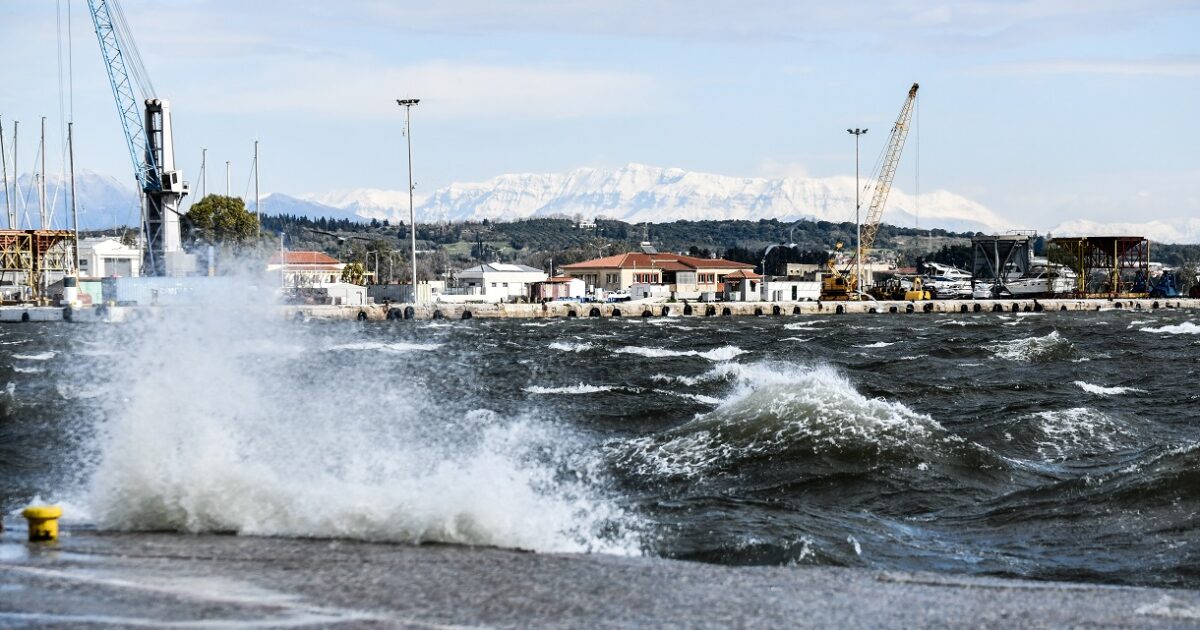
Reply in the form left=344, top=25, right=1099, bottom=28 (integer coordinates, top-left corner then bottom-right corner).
left=283, top=297, right=1200, bottom=322
left=1, top=298, right=1197, bottom=324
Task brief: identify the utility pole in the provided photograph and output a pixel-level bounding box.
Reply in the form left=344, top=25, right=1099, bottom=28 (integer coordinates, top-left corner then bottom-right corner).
left=254, top=140, right=260, bottom=239
left=397, top=98, right=420, bottom=303
left=225, top=160, right=231, bottom=197
left=199, top=147, right=207, bottom=198
left=847, top=127, right=868, bottom=298
left=0, top=116, right=10, bottom=228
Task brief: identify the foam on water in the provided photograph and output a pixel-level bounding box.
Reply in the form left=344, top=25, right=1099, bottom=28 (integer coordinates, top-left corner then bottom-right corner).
left=12, top=351, right=55, bottom=361
left=1028, top=407, right=1132, bottom=461
left=987, top=331, right=1074, bottom=362
left=615, top=345, right=746, bottom=361
left=1073, top=381, right=1146, bottom=396
left=1139, top=322, right=1200, bottom=335
left=74, top=288, right=638, bottom=555
left=326, top=341, right=442, bottom=352
left=615, top=362, right=943, bottom=478
left=525, top=384, right=614, bottom=395
left=548, top=341, right=595, bottom=353
left=855, top=341, right=896, bottom=349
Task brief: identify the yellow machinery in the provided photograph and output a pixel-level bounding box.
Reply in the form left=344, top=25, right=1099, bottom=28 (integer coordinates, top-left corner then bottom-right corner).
left=822, top=83, right=920, bottom=300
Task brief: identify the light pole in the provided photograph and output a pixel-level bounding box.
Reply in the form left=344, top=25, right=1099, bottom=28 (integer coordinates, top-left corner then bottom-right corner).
left=847, top=128, right=867, bottom=298
left=397, top=98, right=420, bottom=302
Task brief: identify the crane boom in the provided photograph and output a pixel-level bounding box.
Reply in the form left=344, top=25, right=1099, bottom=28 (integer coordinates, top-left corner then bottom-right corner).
left=854, top=82, right=918, bottom=270
left=87, top=0, right=188, bottom=276
left=85, top=0, right=160, bottom=192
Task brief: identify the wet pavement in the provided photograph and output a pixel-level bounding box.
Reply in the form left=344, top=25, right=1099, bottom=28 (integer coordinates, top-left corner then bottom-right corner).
left=3, top=528, right=1200, bottom=628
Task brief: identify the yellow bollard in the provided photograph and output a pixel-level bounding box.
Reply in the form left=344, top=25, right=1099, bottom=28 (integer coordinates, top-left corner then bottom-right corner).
left=22, top=506, right=63, bottom=542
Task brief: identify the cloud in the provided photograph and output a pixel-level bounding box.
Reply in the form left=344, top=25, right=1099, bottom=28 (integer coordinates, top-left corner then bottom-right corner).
left=975, top=57, right=1200, bottom=77
left=177, top=59, right=668, bottom=120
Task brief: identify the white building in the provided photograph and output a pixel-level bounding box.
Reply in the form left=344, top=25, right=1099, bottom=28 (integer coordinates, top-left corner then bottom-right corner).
left=456, top=263, right=548, bottom=302
left=266, top=251, right=346, bottom=287
left=78, top=236, right=141, bottom=278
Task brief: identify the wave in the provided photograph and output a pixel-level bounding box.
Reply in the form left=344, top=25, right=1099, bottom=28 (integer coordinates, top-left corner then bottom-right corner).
left=1140, top=322, right=1200, bottom=335
left=784, top=320, right=828, bottom=329
left=614, top=363, right=944, bottom=478
left=525, top=384, right=614, bottom=395
left=548, top=341, right=595, bottom=352
left=12, top=351, right=55, bottom=361
left=854, top=341, right=896, bottom=349
left=76, top=291, right=639, bottom=556
left=1028, top=407, right=1132, bottom=461
left=987, top=331, right=1074, bottom=362
left=1073, top=381, right=1146, bottom=396
left=615, top=345, right=746, bottom=361
left=326, top=341, right=442, bottom=353
left=12, top=366, right=44, bottom=374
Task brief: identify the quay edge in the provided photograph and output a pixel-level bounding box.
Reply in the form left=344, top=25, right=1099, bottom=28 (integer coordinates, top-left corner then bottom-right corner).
left=2, top=298, right=1198, bottom=324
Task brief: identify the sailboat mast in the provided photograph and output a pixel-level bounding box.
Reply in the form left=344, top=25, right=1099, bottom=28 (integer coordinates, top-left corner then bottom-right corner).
left=11, top=121, right=18, bottom=229
left=69, top=121, right=79, bottom=255
left=254, top=140, right=260, bottom=239
left=0, top=116, right=10, bottom=228
left=39, top=116, right=47, bottom=229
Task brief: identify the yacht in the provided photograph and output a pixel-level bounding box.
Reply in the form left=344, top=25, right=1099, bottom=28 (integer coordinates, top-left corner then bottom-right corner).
left=972, top=261, right=1077, bottom=298
left=921, top=262, right=973, bottom=299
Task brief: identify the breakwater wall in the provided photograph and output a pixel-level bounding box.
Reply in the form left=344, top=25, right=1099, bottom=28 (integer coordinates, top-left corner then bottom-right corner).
left=2, top=298, right=1197, bottom=324
left=284, top=297, right=1200, bottom=322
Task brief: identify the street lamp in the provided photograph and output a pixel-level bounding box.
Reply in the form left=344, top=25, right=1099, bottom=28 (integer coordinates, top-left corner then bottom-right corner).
left=397, top=98, right=420, bottom=303
left=847, top=128, right=867, bottom=298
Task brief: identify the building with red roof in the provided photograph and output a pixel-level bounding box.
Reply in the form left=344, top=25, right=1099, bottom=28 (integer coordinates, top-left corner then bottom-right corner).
left=560, top=251, right=754, bottom=297
left=266, top=250, right=346, bottom=287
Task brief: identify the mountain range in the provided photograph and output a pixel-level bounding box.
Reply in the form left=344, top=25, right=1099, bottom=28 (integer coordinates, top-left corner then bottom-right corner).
left=4, top=165, right=1196, bottom=243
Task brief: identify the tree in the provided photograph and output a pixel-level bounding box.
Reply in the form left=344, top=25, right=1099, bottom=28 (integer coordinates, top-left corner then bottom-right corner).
left=185, top=195, right=259, bottom=248
left=341, top=261, right=367, bottom=285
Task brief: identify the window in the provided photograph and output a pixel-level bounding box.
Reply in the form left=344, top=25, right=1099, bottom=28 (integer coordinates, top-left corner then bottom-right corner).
left=699, top=273, right=715, bottom=284
left=79, top=259, right=88, bottom=267
left=491, top=282, right=497, bottom=287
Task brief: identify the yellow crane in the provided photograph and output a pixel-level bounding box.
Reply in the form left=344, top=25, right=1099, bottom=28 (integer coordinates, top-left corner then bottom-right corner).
left=822, top=83, right=920, bottom=300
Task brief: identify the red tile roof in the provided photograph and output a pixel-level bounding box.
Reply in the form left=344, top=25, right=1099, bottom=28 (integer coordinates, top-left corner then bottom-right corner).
left=724, top=270, right=762, bottom=280
left=268, top=251, right=343, bottom=266
left=561, top=252, right=753, bottom=272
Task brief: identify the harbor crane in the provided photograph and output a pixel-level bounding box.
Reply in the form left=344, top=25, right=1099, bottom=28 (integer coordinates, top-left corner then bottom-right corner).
left=87, top=0, right=188, bottom=276
left=822, top=83, right=919, bottom=300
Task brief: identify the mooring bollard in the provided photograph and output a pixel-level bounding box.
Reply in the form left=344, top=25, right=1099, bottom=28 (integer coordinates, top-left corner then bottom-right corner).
left=22, top=505, right=62, bottom=542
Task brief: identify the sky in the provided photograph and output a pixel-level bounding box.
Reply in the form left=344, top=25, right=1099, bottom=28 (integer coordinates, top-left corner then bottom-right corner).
left=1, top=0, right=1198, bottom=231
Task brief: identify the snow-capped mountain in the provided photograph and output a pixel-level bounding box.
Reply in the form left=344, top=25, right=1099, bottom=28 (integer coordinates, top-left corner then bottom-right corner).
left=1049, top=218, right=1200, bottom=245
left=0, top=170, right=141, bottom=230
left=311, top=163, right=1015, bottom=234
left=259, top=193, right=366, bottom=223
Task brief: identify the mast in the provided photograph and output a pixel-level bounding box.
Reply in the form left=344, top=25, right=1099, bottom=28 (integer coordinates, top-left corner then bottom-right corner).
left=199, top=147, right=206, bottom=198
left=11, top=121, right=18, bottom=229
left=0, top=116, right=10, bottom=228
left=40, top=116, right=47, bottom=229
left=254, top=139, right=260, bottom=239
left=69, top=122, right=80, bottom=256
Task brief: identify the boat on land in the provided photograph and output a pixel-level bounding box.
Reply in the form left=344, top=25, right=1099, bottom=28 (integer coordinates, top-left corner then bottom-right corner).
left=921, top=262, right=973, bottom=299
left=972, top=261, right=1078, bottom=298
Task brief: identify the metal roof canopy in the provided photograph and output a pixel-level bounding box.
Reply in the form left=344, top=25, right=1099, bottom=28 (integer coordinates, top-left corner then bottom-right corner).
left=1047, top=236, right=1149, bottom=298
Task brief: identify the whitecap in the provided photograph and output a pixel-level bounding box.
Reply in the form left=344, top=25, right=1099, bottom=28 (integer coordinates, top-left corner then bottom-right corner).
left=548, top=341, right=595, bottom=353
left=12, top=366, right=44, bottom=374
left=1073, top=381, right=1146, bottom=396
left=854, top=341, right=896, bottom=349
left=524, top=384, right=615, bottom=395
left=1140, top=322, right=1200, bottom=335
left=987, top=331, right=1073, bottom=362
left=784, top=320, right=828, bottom=330
left=13, top=351, right=55, bottom=361
left=615, top=345, right=746, bottom=361
left=326, top=341, right=441, bottom=353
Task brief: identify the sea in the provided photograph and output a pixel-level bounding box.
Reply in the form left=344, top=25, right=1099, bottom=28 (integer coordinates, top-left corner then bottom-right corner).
left=2, top=302, right=1199, bottom=588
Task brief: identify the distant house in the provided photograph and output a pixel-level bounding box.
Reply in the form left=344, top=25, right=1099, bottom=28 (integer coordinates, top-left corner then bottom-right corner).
left=78, top=236, right=141, bottom=278
left=267, top=251, right=346, bottom=287
left=722, top=270, right=763, bottom=301
left=457, top=263, right=549, bottom=302
left=560, top=252, right=754, bottom=299
left=535, top=275, right=586, bottom=301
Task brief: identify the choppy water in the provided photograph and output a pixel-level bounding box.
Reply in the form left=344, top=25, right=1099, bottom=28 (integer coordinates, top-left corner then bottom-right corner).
left=3, top=304, right=1200, bottom=587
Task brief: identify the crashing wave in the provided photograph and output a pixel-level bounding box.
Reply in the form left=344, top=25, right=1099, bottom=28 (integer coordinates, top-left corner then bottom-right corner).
left=987, top=331, right=1074, bottom=362
left=615, top=345, right=746, bottom=361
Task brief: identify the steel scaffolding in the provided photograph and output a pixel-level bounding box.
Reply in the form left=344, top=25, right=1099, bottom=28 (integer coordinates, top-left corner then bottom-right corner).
left=1047, top=236, right=1149, bottom=298
left=0, top=229, right=76, bottom=304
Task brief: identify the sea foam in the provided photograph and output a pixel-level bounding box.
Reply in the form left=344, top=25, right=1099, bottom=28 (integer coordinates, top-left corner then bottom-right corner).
left=77, top=287, right=638, bottom=555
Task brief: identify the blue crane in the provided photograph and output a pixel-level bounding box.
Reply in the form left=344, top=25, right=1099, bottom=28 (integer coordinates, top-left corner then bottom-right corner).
left=86, top=0, right=189, bottom=276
